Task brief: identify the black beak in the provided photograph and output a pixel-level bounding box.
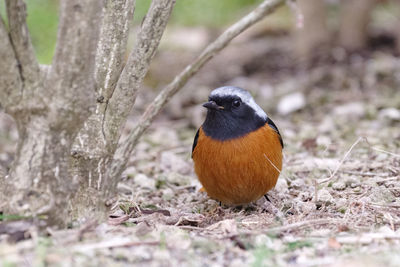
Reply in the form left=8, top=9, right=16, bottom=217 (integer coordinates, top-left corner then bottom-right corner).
left=202, top=101, right=224, bottom=110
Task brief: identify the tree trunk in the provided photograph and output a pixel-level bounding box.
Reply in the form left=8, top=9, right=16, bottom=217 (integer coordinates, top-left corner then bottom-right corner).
left=0, top=0, right=285, bottom=227
left=0, top=0, right=103, bottom=226
left=293, top=0, right=330, bottom=60
left=8, top=117, right=80, bottom=226
left=339, top=0, right=378, bottom=51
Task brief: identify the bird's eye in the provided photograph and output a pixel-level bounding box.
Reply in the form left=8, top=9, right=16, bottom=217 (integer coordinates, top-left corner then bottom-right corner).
left=232, top=100, right=241, bottom=108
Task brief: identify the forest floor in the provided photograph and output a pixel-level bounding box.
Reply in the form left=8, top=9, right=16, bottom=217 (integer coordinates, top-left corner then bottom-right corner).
left=1, top=27, right=400, bottom=266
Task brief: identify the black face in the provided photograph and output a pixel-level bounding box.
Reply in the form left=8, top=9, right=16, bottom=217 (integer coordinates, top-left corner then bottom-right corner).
left=202, top=95, right=266, bottom=141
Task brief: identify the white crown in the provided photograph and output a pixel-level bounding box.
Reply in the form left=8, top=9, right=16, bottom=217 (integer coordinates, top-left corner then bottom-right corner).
left=210, top=86, right=267, bottom=120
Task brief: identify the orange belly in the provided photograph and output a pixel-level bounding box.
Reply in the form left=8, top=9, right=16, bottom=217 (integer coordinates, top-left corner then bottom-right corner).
left=192, top=125, right=282, bottom=205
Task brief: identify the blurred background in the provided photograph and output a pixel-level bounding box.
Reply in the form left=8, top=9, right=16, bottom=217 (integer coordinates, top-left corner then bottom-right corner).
left=1, top=0, right=399, bottom=64
left=0, top=0, right=399, bottom=166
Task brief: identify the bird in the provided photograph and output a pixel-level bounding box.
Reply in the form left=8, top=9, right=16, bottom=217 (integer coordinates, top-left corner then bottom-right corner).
left=192, top=86, right=283, bottom=205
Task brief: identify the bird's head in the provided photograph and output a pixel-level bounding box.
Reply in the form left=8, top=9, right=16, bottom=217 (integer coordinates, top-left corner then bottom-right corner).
left=202, top=86, right=267, bottom=141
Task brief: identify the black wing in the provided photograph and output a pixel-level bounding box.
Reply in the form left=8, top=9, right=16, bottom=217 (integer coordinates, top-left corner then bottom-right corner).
left=191, top=128, right=200, bottom=158
left=266, top=117, right=284, bottom=148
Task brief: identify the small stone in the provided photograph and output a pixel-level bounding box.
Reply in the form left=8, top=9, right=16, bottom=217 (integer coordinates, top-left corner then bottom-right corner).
left=277, top=92, right=306, bottom=115
left=160, top=152, right=191, bottom=175
left=345, top=177, right=359, bottom=188
left=336, top=198, right=347, bottom=207
left=333, top=102, right=365, bottom=119
left=134, top=173, right=156, bottom=190
left=302, top=157, right=340, bottom=172
left=332, top=181, right=346, bottom=191
left=162, top=188, right=174, bottom=201
left=375, top=153, right=388, bottom=161
left=352, top=186, right=361, bottom=193
left=274, top=178, right=288, bottom=192
left=123, top=166, right=136, bottom=179
left=290, top=179, right=305, bottom=189
left=378, top=108, right=400, bottom=121
left=318, top=117, right=335, bottom=133
left=299, top=202, right=316, bottom=214
left=167, top=172, right=192, bottom=186
left=317, top=188, right=334, bottom=203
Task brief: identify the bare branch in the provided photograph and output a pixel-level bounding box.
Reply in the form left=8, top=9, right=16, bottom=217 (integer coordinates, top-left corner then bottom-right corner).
left=95, top=0, right=136, bottom=100
left=5, top=0, right=40, bottom=87
left=103, top=0, right=176, bottom=145
left=110, top=0, right=285, bottom=177
left=48, top=0, right=104, bottom=128
left=0, top=16, right=23, bottom=111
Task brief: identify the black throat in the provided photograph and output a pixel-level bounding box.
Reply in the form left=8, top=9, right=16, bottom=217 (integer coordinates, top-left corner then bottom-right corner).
left=202, top=108, right=266, bottom=141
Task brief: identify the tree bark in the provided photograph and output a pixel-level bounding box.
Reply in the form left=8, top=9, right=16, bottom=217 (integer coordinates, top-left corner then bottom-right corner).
left=1, top=0, right=103, bottom=226
left=0, top=0, right=285, bottom=227
left=339, top=0, right=378, bottom=51
left=68, top=0, right=175, bottom=223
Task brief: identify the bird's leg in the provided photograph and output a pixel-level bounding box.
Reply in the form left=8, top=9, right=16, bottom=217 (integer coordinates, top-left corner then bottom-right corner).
left=264, top=194, right=271, bottom=202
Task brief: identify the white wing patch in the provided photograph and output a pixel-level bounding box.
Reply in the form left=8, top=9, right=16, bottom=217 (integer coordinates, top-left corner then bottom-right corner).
left=210, top=86, right=268, bottom=120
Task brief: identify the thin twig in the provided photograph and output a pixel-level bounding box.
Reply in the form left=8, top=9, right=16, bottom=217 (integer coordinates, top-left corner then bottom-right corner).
left=318, top=137, right=364, bottom=184
left=363, top=137, right=400, bottom=158
left=104, top=0, right=176, bottom=145
left=5, top=0, right=40, bottom=87
left=263, top=154, right=283, bottom=174
left=73, top=239, right=160, bottom=251
left=263, top=153, right=290, bottom=184
left=370, top=147, right=400, bottom=158
left=110, top=0, right=285, bottom=179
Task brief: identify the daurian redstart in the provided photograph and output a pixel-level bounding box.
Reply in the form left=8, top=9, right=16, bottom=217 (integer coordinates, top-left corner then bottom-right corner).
left=192, top=86, right=283, bottom=205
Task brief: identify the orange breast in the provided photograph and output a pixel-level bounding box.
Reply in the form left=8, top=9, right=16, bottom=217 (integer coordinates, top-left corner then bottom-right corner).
left=192, top=124, right=282, bottom=205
